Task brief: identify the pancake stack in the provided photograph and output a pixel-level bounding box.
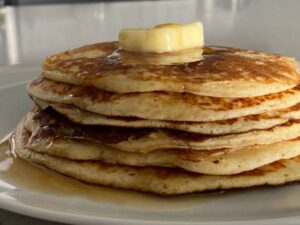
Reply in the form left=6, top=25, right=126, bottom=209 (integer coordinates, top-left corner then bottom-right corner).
left=13, top=42, right=300, bottom=195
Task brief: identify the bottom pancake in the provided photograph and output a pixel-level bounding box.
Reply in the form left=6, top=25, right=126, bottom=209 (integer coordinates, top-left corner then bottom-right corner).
left=14, top=118, right=300, bottom=195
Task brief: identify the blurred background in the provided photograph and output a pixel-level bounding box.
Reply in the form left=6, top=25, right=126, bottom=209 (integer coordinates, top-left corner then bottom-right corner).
left=0, top=0, right=299, bottom=66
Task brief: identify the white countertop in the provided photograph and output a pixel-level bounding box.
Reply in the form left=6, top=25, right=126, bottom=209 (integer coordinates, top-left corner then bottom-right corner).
left=0, top=0, right=300, bottom=67
left=0, top=0, right=300, bottom=224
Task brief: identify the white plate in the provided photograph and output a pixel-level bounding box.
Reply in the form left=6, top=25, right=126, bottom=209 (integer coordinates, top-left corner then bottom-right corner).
left=1, top=65, right=300, bottom=225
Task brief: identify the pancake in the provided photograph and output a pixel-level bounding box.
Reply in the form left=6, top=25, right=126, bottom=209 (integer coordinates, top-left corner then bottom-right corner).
left=14, top=120, right=300, bottom=195
left=27, top=78, right=300, bottom=122
left=25, top=108, right=300, bottom=153
left=27, top=133, right=300, bottom=175
left=34, top=97, right=300, bottom=135
left=42, top=42, right=299, bottom=98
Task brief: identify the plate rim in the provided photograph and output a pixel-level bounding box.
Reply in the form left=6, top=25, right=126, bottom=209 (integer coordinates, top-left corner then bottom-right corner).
left=2, top=193, right=300, bottom=225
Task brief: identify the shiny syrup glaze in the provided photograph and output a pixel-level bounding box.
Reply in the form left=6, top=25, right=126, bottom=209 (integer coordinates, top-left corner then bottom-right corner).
left=0, top=134, right=228, bottom=209
left=1, top=129, right=297, bottom=208
left=28, top=107, right=300, bottom=145
left=30, top=107, right=153, bottom=145
left=28, top=107, right=219, bottom=144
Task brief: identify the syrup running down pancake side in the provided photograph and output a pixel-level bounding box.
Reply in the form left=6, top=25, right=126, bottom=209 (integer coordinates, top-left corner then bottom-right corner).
left=0, top=133, right=225, bottom=210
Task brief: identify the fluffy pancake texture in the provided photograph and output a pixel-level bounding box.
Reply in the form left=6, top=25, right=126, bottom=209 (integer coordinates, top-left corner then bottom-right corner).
left=11, top=41, right=300, bottom=195
left=14, top=120, right=300, bottom=195
left=27, top=77, right=300, bottom=122
left=42, top=42, right=299, bottom=98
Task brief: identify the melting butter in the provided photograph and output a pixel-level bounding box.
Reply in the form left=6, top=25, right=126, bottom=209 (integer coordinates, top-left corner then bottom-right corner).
left=119, top=22, right=204, bottom=53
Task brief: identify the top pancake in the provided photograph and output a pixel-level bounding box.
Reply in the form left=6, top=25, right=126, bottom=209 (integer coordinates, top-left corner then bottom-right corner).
left=42, top=42, right=299, bottom=98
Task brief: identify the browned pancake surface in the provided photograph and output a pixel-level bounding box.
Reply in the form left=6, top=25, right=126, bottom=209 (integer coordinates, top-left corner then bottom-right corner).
left=43, top=42, right=299, bottom=85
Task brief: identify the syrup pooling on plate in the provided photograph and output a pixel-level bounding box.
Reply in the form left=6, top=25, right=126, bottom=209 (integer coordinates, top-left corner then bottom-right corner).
left=0, top=133, right=228, bottom=210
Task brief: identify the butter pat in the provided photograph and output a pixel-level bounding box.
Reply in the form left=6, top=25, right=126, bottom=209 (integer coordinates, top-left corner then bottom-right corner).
left=119, top=22, right=204, bottom=53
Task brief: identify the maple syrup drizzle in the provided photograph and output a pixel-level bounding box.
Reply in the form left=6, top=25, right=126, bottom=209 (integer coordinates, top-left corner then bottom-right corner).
left=0, top=132, right=227, bottom=210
